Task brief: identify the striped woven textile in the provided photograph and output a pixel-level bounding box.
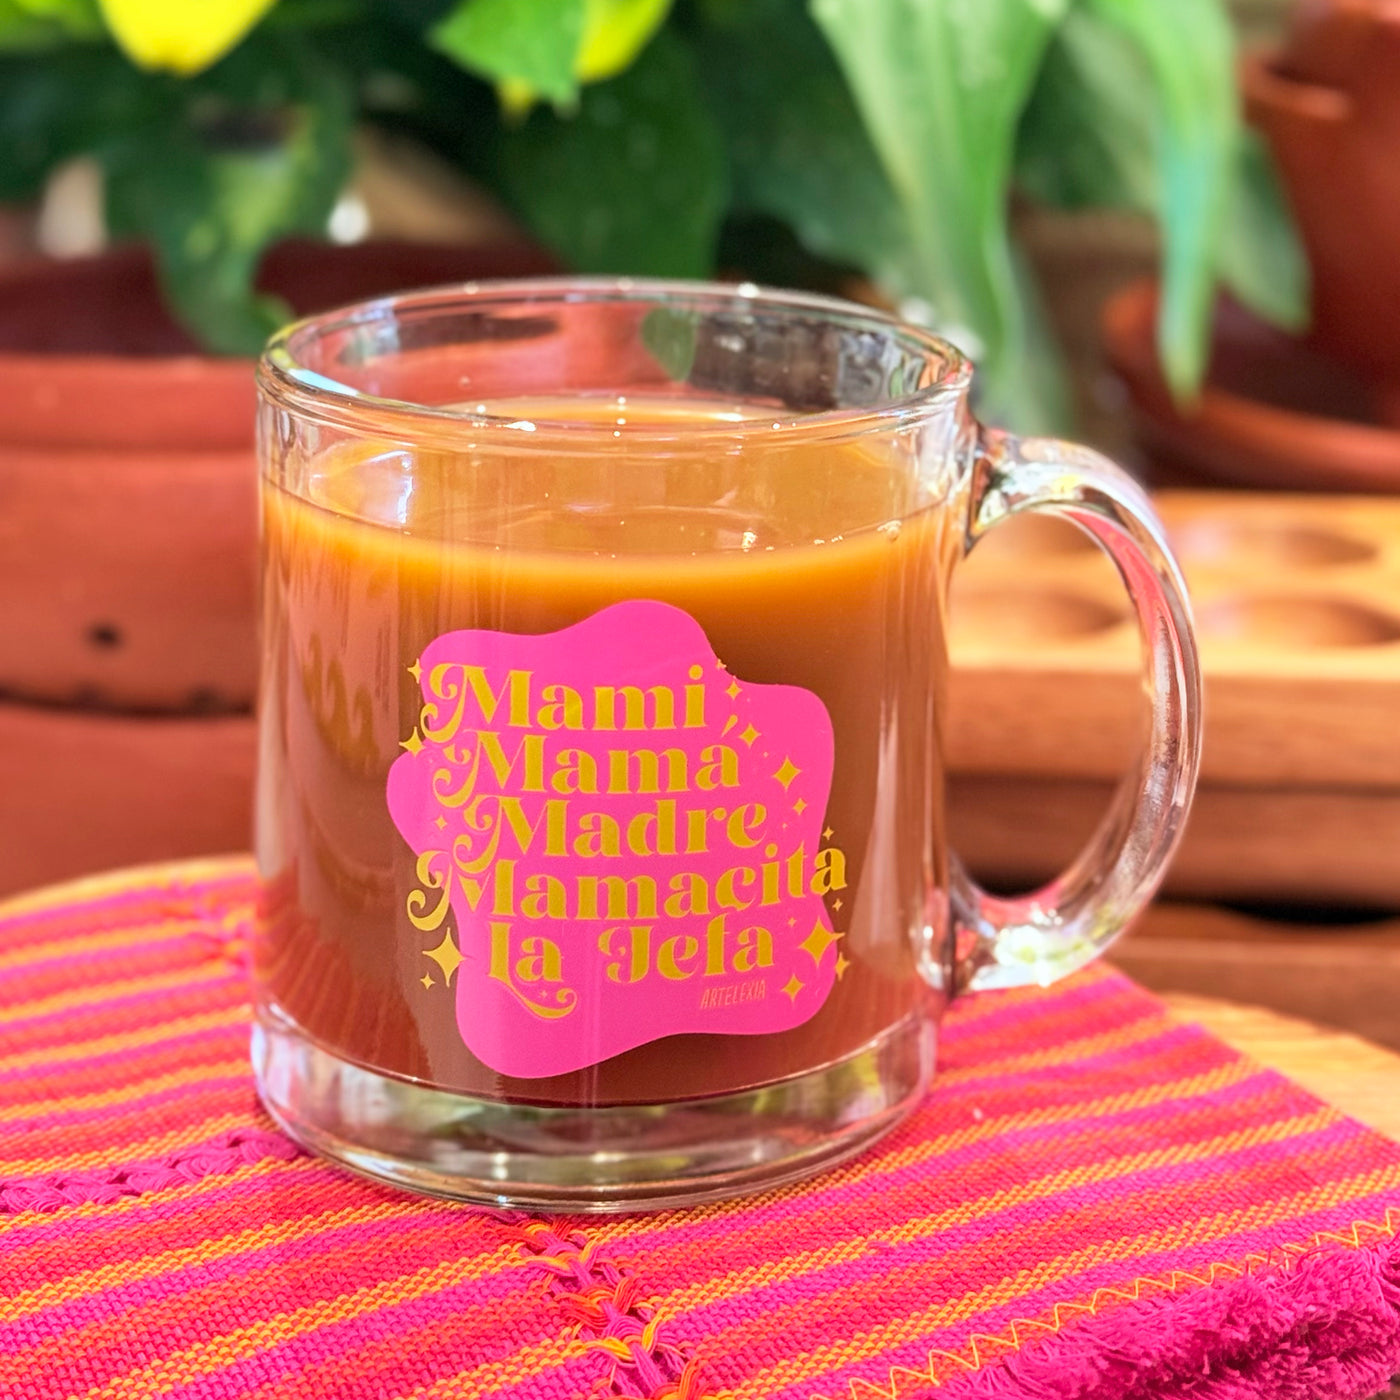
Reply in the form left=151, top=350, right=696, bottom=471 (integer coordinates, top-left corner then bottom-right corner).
left=2, top=859, right=1398, bottom=1400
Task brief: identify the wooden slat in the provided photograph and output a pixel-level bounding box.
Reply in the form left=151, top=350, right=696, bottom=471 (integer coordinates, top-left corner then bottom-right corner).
left=949, top=774, right=1400, bottom=907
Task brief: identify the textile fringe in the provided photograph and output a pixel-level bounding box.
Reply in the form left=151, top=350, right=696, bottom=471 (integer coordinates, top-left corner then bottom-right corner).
left=846, top=1220, right=1400, bottom=1400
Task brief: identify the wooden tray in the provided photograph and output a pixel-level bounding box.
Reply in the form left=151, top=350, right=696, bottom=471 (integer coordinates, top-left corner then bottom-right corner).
left=1115, top=900, right=1400, bottom=1055
left=947, top=490, right=1400, bottom=906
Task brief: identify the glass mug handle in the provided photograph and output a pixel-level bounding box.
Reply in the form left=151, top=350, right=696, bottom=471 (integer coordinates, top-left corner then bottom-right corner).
left=947, top=426, right=1203, bottom=994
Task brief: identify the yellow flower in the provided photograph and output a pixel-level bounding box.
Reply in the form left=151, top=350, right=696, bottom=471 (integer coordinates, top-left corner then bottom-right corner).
left=497, top=0, right=671, bottom=114
left=97, top=0, right=278, bottom=75
left=575, top=0, right=670, bottom=84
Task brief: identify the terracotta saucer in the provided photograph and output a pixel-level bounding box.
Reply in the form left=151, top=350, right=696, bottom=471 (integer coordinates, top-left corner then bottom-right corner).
left=1102, top=278, right=1400, bottom=494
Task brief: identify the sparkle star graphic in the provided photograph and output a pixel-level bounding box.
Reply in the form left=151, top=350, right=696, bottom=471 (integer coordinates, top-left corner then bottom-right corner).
left=799, top=921, right=841, bottom=966
left=834, top=954, right=851, bottom=981
left=823, top=826, right=834, bottom=841
left=726, top=679, right=741, bottom=700
left=793, top=798, right=808, bottom=815
left=740, top=724, right=760, bottom=747
left=832, top=897, right=843, bottom=912
left=424, top=930, right=464, bottom=984
left=773, top=757, right=801, bottom=789
left=434, top=816, right=447, bottom=830
left=400, top=730, right=424, bottom=755
left=407, top=660, right=422, bottom=682
left=782, top=974, right=805, bottom=1001
left=420, top=972, right=435, bottom=991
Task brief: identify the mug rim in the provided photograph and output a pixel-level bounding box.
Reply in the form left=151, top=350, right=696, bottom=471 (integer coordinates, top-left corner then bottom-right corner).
left=257, top=275, right=974, bottom=447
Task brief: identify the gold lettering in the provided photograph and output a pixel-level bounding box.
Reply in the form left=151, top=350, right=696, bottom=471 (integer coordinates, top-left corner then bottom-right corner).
left=552, top=748, right=599, bottom=795
left=627, top=800, right=677, bottom=857
left=521, top=873, right=568, bottom=919
left=787, top=843, right=806, bottom=898
left=457, top=873, right=488, bottom=911
left=451, top=798, right=505, bottom=875
left=477, top=731, right=546, bottom=792
left=606, top=748, right=689, bottom=794
left=538, top=683, right=585, bottom=731
left=726, top=803, right=766, bottom=849
left=696, top=744, right=740, bottom=790
left=812, top=846, right=848, bottom=894
left=492, top=859, right=515, bottom=916
left=516, top=935, right=563, bottom=983
left=423, top=664, right=532, bottom=741
left=489, top=919, right=511, bottom=983
left=600, top=924, right=651, bottom=983
left=435, top=730, right=547, bottom=807
left=419, top=662, right=470, bottom=742
left=488, top=921, right=577, bottom=1020
left=494, top=796, right=551, bottom=858
left=716, top=865, right=756, bottom=911
left=405, top=850, right=450, bottom=931
left=760, top=843, right=781, bottom=905
left=704, top=913, right=730, bottom=975
left=664, top=871, right=711, bottom=918
left=658, top=934, right=699, bottom=980
left=577, top=874, right=658, bottom=920
left=593, top=684, right=676, bottom=731
left=734, top=925, right=773, bottom=973
left=546, top=799, right=568, bottom=856
left=574, top=812, right=622, bottom=858
left=684, top=665, right=706, bottom=728
left=685, top=806, right=711, bottom=854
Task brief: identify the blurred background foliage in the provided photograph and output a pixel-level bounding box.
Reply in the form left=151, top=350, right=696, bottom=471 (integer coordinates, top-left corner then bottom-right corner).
left=0, top=0, right=1304, bottom=429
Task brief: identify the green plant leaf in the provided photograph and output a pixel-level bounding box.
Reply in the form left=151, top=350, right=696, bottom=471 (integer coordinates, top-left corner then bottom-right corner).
left=15, top=0, right=102, bottom=32
left=431, top=0, right=584, bottom=102
left=0, top=45, right=153, bottom=196
left=0, top=3, right=58, bottom=49
left=640, top=304, right=697, bottom=381
left=0, top=0, right=101, bottom=48
left=1019, top=8, right=1306, bottom=342
left=498, top=29, right=726, bottom=276
left=809, top=0, right=1070, bottom=430
left=1075, top=0, right=1236, bottom=400
left=1217, top=129, right=1308, bottom=332
left=1016, top=9, right=1156, bottom=212
left=104, top=32, right=354, bottom=354
left=693, top=0, right=909, bottom=289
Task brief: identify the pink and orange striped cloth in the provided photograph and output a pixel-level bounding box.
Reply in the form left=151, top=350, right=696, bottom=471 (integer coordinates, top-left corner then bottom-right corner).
left=1, top=858, right=1398, bottom=1400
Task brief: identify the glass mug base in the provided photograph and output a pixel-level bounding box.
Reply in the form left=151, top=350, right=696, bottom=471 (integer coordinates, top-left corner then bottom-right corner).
left=251, top=1004, right=934, bottom=1212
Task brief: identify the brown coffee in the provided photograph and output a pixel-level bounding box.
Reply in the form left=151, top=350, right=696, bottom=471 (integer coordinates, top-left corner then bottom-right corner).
left=256, top=396, right=957, bottom=1106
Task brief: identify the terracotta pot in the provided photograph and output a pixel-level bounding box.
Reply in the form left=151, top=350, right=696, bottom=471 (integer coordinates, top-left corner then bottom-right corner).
left=1244, top=0, right=1400, bottom=396
left=0, top=236, right=555, bottom=896
left=1103, top=278, right=1400, bottom=493
left=0, top=239, right=557, bottom=710
left=0, top=702, right=256, bottom=897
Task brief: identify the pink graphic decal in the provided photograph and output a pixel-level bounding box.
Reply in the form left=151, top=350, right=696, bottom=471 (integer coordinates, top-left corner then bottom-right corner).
left=387, top=600, right=846, bottom=1078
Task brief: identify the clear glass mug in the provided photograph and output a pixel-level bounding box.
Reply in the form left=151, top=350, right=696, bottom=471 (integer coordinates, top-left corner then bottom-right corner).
left=252, top=279, right=1201, bottom=1211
